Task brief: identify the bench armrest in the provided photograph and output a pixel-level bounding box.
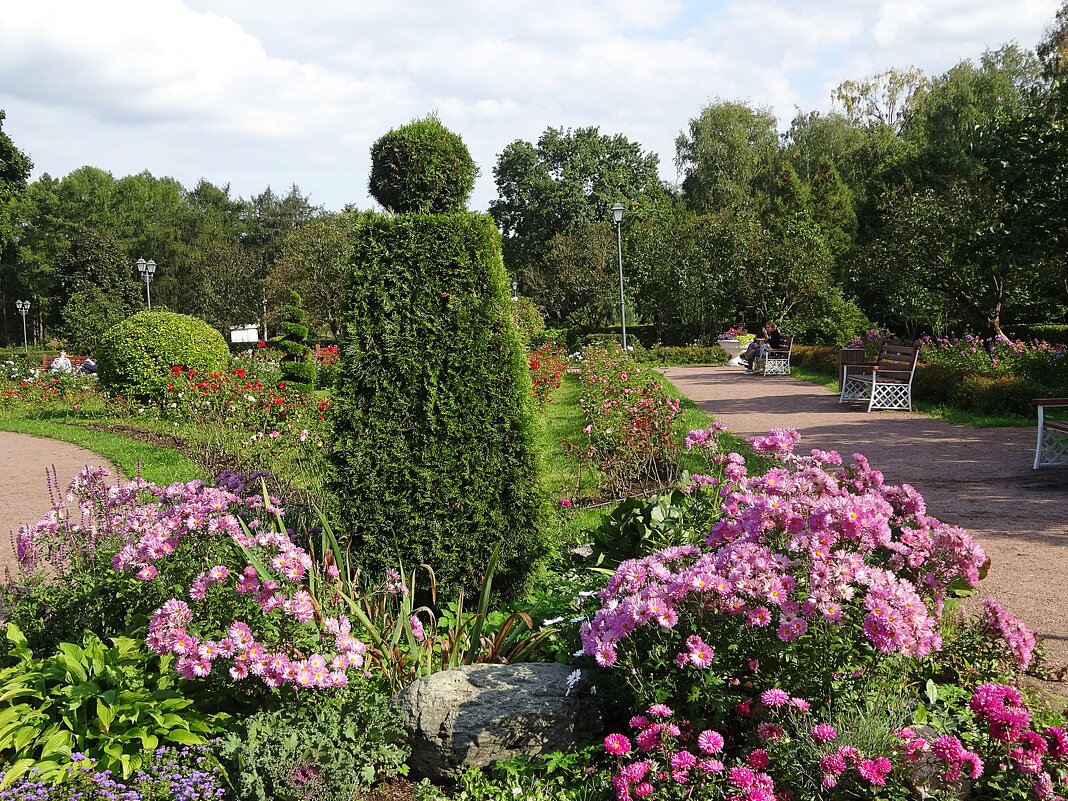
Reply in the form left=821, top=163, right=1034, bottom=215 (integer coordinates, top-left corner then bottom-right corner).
left=1034, top=398, right=1068, bottom=407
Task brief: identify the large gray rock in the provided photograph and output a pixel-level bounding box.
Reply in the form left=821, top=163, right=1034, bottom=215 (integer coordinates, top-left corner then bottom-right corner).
left=392, top=663, right=601, bottom=781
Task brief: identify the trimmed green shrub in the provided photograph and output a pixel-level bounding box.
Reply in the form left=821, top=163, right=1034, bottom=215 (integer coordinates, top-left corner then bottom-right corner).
left=912, top=363, right=966, bottom=405
left=790, top=345, right=841, bottom=376
left=636, top=345, right=729, bottom=366
left=783, top=288, right=873, bottom=348
left=97, top=311, right=229, bottom=398
left=949, top=374, right=1051, bottom=416
left=368, top=116, right=478, bottom=214
left=329, top=211, right=546, bottom=600
left=271, top=291, right=314, bottom=391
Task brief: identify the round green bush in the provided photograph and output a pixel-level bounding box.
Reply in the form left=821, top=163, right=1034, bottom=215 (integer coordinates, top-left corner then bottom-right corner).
left=98, top=311, right=230, bottom=398
left=368, top=115, right=478, bottom=214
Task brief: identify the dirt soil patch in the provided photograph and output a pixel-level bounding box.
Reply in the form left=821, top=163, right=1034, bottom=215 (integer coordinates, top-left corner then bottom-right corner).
left=664, top=366, right=1068, bottom=679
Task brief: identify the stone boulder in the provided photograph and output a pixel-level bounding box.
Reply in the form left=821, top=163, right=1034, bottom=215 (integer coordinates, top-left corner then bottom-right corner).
left=392, top=663, right=601, bottom=781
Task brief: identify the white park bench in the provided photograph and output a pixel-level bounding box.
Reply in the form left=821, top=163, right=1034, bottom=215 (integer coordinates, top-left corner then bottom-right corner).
left=839, top=342, right=920, bottom=412
left=759, top=335, right=794, bottom=376
left=1034, top=398, right=1068, bottom=469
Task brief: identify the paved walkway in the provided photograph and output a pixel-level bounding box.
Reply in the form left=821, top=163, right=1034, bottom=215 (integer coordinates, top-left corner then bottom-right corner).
left=664, top=366, right=1068, bottom=669
left=0, top=431, right=114, bottom=576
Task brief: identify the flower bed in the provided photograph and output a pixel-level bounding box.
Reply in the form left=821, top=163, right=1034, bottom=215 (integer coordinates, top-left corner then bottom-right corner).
left=576, top=346, right=682, bottom=497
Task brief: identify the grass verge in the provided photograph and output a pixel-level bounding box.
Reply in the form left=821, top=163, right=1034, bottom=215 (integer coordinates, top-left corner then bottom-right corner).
left=0, top=417, right=204, bottom=485
left=790, top=364, right=1040, bottom=428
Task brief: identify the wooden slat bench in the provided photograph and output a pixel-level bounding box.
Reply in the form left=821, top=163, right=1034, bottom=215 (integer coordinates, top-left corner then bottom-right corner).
left=41, top=354, right=90, bottom=372
left=839, top=342, right=919, bottom=412
left=1034, top=398, right=1068, bottom=469
left=760, top=336, right=794, bottom=376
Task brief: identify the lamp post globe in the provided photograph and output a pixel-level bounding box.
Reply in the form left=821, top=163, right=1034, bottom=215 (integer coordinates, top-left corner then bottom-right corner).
left=611, top=203, right=627, bottom=350
left=15, top=299, right=31, bottom=354
left=136, top=258, right=157, bottom=309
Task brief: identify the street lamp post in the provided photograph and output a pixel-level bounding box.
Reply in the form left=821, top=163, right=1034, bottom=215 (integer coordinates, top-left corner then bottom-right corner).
left=136, top=258, right=157, bottom=309
left=15, top=299, right=30, bottom=355
left=511, top=281, right=518, bottom=303
left=612, top=202, right=627, bottom=350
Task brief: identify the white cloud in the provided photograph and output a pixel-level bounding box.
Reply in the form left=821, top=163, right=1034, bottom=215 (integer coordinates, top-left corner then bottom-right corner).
left=0, top=0, right=1061, bottom=211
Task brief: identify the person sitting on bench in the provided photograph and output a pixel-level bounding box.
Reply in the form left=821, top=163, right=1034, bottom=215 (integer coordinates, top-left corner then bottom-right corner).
left=744, top=323, right=782, bottom=373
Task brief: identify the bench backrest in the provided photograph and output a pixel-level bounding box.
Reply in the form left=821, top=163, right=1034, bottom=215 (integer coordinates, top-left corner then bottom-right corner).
left=42, top=354, right=90, bottom=371
left=769, top=335, right=793, bottom=353
left=875, top=342, right=919, bottom=382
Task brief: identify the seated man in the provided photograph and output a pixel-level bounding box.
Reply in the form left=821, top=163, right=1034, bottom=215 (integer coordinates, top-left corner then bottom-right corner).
left=49, top=350, right=73, bottom=373
left=78, top=357, right=97, bottom=375
left=745, top=323, right=782, bottom=373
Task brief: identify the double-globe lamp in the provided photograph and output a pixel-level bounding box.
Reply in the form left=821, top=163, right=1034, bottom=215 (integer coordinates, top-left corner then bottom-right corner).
left=136, top=258, right=157, bottom=309
left=15, top=299, right=31, bottom=354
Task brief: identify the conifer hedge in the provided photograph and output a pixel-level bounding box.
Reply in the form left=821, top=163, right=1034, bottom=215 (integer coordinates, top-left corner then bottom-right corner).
left=329, top=211, right=546, bottom=599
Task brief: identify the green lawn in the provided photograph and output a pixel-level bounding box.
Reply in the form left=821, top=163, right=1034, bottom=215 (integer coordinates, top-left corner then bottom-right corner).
left=0, top=417, right=204, bottom=485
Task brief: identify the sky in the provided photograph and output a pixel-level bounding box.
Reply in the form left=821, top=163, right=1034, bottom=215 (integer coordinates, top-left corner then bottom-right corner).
left=0, top=0, right=1061, bottom=214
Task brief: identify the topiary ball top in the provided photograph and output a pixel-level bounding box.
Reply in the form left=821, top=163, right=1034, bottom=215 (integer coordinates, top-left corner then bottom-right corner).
left=368, top=116, right=478, bottom=214
left=98, top=310, right=230, bottom=399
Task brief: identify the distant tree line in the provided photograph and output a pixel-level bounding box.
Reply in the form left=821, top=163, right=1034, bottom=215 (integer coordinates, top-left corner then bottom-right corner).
left=2, top=2, right=1066, bottom=350
left=490, top=3, right=1068, bottom=343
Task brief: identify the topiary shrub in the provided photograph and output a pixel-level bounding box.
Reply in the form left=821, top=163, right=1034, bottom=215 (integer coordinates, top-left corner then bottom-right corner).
left=329, top=211, right=546, bottom=600
left=271, top=290, right=315, bottom=391
left=368, top=115, right=478, bottom=214
left=97, top=310, right=229, bottom=398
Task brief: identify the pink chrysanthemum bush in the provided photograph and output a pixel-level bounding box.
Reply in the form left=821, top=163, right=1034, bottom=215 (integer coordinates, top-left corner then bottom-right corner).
left=12, top=465, right=370, bottom=692
left=586, top=428, right=1067, bottom=800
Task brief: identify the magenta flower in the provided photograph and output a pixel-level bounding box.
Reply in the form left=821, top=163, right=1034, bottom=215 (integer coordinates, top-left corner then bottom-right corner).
left=604, top=733, right=632, bottom=755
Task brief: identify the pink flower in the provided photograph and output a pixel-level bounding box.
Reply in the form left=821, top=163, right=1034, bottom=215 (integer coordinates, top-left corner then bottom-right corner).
left=812, top=724, right=837, bottom=743
left=604, top=733, right=632, bottom=755
left=559, top=498, right=573, bottom=508
left=647, top=704, right=673, bottom=718
left=697, top=730, right=724, bottom=754
left=760, top=688, right=789, bottom=708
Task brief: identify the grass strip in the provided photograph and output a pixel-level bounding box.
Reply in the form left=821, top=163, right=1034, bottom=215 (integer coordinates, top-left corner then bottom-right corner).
left=0, top=417, right=204, bottom=485
left=790, top=364, right=1038, bottom=428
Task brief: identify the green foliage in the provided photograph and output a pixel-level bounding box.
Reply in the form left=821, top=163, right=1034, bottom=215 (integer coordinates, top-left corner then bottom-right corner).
left=97, top=310, right=229, bottom=398
left=416, top=747, right=610, bottom=801
left=490, top=126, right=665, bottom=280
left=675, top=100, right=779, bottom=213
left=329, top=211, right=547, bottom=600
left=783, top=286, right=872, bottom=347
left=62, top=285, right=131, bottom=354
left=0, top=624, right=224, bottom=787
left=635, top=345, right=729, bottom=366
left=368, top=115, right=477, bottom=214
left=217, top=683, right=409, bottom=801
left=266, top=213, right=354, bottom=340
left=512, top=295, right=546, bottom=343
left=950, top=373, right=1052, bottom=415
left=271, top=291, right=314, bottom=391
left=588, top=489, right=712, bottom=569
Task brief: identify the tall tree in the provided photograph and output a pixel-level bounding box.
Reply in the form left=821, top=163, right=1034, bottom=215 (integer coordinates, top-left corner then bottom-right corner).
left=0, top=109, right=33, bottom=345
left=675, top=101, right=779, bottom=215
left=265, top=213, right=352, bottom=340
left=832, top=67, right=930, bottom=134
left=490, top=126, right=664, bottom=280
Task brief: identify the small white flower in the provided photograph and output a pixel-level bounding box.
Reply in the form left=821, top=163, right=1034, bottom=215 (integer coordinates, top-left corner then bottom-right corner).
left=511, top=788, right=523, bottom=798
left=565, top=669, right=582, bottom=697
left=572, top=649, right=585, bottom=658
left=542, top=616, right=565, bottom=626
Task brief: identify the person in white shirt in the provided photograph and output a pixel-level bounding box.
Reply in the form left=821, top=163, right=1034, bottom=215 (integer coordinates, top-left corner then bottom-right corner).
left=50, top=351, right=73, bottom=373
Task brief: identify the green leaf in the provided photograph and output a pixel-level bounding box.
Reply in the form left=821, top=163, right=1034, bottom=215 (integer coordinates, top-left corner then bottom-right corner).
left=925, top=679, right=939, bottom=705
left=97, top=698, right=116, bottom=733
left=164, top=728, right=205, bottom=746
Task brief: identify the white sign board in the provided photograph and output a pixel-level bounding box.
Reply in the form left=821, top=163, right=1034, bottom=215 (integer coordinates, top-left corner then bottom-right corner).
left=230, top=324, right=260, bottom=344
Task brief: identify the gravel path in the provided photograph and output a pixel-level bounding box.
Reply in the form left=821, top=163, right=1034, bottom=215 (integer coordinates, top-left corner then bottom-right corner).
left=0, top=431, right=114, bottom=575
left=664, top=366, right=1068, bottom=670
